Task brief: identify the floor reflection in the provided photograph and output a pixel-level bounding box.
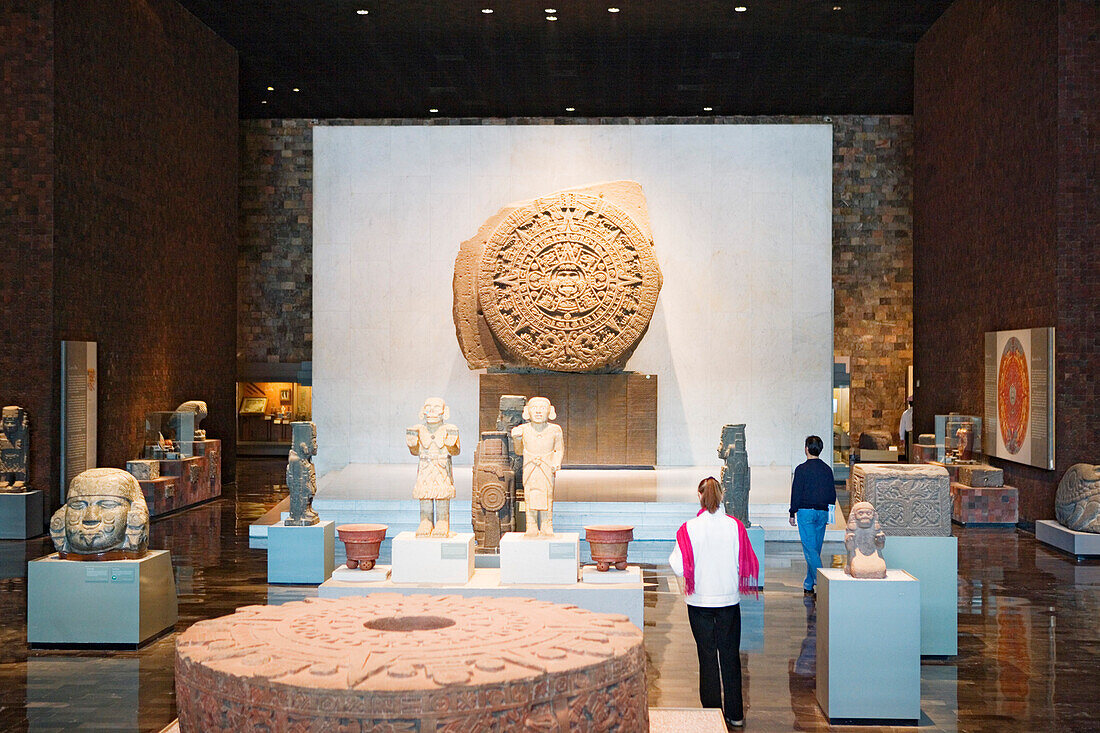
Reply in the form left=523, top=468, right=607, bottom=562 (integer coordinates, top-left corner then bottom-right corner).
left=0, top=459, right=1098, bottom=731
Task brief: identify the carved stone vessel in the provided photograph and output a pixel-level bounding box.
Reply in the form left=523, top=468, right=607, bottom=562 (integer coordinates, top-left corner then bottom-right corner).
left=1055, top=463, right=1100, bottom=533
left=175, top=595, right=648, bottom=732
left=851, top=463, right=951, bottom=536
left=336, top=523, right=387, bottom=570
left=844, top=501, right=887, bottom=579
left=0, top=406, right=29, bottom=492
left=585, top=525, right=634, bottom=571
left=49, top=468, right=149, bottom=560
left=718, top=423, right=750, bottom=525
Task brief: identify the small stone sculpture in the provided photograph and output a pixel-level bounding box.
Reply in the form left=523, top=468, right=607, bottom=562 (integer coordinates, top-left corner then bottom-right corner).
left=844, top=501, right=887, bottom=579
left=285, top=421, right=319, bottom=526
left=718, top=423, right=750, bottom=525
left=472, top=432, right=516, bottom=553
left=407, top=398, right=460, bottom=537
left=511, top=397, right=564, bottom=537
left=585, top=525, right=634, bottom=571
left=126, top=459, right=160, bottom=481
left=858, top=430, right=893, bottom=451
left=176, top=400, right=209, bottom=440
left=0, top=406, right=29, bottom=492
left=49, top=468, right=149, bottom=560
left=1055, top=464, right=1100, bottom=533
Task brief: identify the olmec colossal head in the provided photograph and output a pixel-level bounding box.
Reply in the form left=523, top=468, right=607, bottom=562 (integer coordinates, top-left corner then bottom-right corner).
left=50, top=468, right=150, bottom=559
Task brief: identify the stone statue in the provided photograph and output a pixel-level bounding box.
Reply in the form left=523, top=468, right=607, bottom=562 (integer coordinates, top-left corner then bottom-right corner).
left=844, top=501, right=887, bottom=579
left=0, top=406, right=29, bottom=492
left=49, top=468, right=149, bottom=560
left=285, top=421, right=319, bottom=526
left=1055, top=464, right=1100, bottom=533
left=511, top=397, right=564, bottom=537
left=496, top=394, right=526, bottom=497
left=718, top=424, right=750, bottom=525
left=407, top=398, right=460, bottom=537
left=472, top=432, right=516, bottom=552
left=176, top=400, right=208, bottom=440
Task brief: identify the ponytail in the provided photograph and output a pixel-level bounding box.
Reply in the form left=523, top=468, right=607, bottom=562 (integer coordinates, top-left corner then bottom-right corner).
left=698, top=476, right=722, bottom=513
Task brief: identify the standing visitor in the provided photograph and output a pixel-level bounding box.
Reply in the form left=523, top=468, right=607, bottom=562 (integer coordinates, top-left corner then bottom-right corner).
left=670, top=477, right=760, bottom=729
left=898, top=395, right=914, bottom=460
left=788, top=435, right=837, bottom=597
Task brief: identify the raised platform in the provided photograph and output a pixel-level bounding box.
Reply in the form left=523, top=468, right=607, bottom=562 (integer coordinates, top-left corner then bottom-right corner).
left=952, top=483, right=1018, bottom=526
left=1035, top=520, right=1100, bottom=558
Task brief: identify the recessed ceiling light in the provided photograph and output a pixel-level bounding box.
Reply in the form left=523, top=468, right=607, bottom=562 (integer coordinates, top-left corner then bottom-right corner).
left=703, top=107, right=713, bottom=112
left=565, top=107, right=575, bottom=112
left=608, top=7, right=620, bottom=12
left=546, top=15, right=557, bottom=21
left=481, top=8, right=493, bottom=13
left=544, top=7, right=556, bottom=12
left=833, top=5, right=842, bottom=10
left=267, top=86, right=274, bottom=91
left=735, top=6, right=748, bottom=12
left=261, top=100, right=267, bottom=104
left=356, top=9, right=368, bottom=15
left=429, top=108, right=439, bottom=113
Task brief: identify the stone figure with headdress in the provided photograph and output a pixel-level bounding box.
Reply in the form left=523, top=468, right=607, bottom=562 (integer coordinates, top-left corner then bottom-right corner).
left=407, top=397, right=460, bottom=537
left=49, top=468, right=149, bottom=560
left=511, top=397, right=564, bottom=537
left=0, top=406, right=29, bottom=492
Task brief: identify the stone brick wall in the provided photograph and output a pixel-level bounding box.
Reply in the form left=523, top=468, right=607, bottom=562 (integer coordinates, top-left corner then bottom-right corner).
left=0, top=1, right=56, bottom=499
left=239, top=116, right=914, bottom=453
left=914, top=0, right=1097, bottom=523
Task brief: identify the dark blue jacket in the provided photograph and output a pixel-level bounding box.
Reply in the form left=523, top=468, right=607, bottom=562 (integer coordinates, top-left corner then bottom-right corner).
left=789, top=458, right=837, bottom=516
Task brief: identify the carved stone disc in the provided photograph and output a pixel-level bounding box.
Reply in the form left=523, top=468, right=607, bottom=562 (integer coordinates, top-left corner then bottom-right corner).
left=475, top=189, right=661, bottom=372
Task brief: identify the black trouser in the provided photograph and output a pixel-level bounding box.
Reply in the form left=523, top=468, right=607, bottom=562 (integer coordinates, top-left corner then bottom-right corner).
left=687, top=603, right=743, bottom=721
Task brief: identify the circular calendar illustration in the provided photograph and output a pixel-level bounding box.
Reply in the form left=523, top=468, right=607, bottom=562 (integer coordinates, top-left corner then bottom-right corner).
left=997, top=337, right=1029, bottom=454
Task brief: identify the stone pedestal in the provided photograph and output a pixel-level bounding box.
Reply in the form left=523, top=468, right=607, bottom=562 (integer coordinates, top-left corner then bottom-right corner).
left=0, top=490, right=44, bottom=539
left=330, top=565, right=391, bottom=583
left=27, top=550, right=177, bottom=647
left=816, top=568, right=920, bottom=723
left=267, top=520, right=335, bottom=584
left=951, top=483, right=1018, bottom=525
left=391, top=532, right=475, bottom=584
left=1036, top=520, right=1100, bottom=557
left=746, top=524, right=765, bottom=587
left=881, top=535, right=958, bottom=656
left=500, top=532, right=579, bottom=584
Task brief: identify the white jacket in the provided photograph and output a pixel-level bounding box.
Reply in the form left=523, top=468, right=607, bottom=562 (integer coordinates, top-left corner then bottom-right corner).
left=669, top=510, right=741, bottom=607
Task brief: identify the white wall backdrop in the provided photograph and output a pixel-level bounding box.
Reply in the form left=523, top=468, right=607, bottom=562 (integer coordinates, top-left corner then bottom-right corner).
left=313, top=124, right=833, bottom=474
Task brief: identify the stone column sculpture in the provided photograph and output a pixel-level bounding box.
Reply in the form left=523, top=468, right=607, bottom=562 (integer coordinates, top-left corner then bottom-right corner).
left=718, top=423, right=750, bottom=525
left=285, top=421, right=319, bottom=526
left=49, top=468, right=149, bottom=560
left=0, top=406, right=29, bottom=492
left=407, top=397, right=460, bottom=537
left=472, top=432, right=516, bottom=552
left=176, top=400, right=209, bottom=440
left=511, top=397, right=564, bottom=537
left=844, top=501, right=887, bottom=579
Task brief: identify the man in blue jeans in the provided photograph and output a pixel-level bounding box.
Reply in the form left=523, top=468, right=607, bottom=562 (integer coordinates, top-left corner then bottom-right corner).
left=788, top=435, right=837, bottom=596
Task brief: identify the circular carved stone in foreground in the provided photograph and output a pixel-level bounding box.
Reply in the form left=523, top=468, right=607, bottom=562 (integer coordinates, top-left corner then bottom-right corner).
left=477, top=190, right=662, bottom=372
left=175, top=594, right=647, bottom=732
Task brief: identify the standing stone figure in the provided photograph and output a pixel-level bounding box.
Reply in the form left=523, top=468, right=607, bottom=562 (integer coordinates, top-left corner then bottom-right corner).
left=1055, top=463, right=1100, bottom=533
left=718, top=424, right=750, bottom=525
left=511, top=397, right=564, bottom=537
left=844, top=501, right=887, bottom=579
left=407, top=398, right=460, bottom=537
left=176, top=400, right=209, bottom=440
left=496, top=395, right=526, bottom=498
left=0, top=406, right=29, bottom=492
left=49, top=468, right=149, bottom=560
left=285, top=421, right=319, bottom=526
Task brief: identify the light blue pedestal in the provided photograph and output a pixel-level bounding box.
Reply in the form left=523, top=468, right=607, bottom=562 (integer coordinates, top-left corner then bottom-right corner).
left=746, top=525, right=765, bottom=587
left=268, top=520, right=335, bottom=584
left=882, top=535, right=958, bottom=656
left=0, top=490, right=44, bottom=539
left=816, top=568, right=920, bottom=723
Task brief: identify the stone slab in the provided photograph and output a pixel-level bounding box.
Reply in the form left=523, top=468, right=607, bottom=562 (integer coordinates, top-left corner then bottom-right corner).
left=1035, top=520, right=1100, bottom=557
left=319, top=566, right=644, bottom=630
left=581, top=565, right=643, bottom=584
left=500, top=532, right=579, bottom=584
left=391, top=531, right=475, bottom=584
left=951, top=483, right=1018, bottom=525
left=330, top=565, right=391, bottom=583
left=851, top=463, right=951, bottom=536
left=0, top=489, right=44, bottom=539
left=649, top=708, right=727, bottom=732
left=27, top=550, right=177, bottom=646
left=267, top=520, right=335, bottom=585
left=816, top=568, right=920, bottom=722
left=955, top=463, right=1003, bottom=487
left=881, top=535, right=958, bottom=656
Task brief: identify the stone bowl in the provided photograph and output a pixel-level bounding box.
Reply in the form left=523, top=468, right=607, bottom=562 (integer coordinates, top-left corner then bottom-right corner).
left=336, top=523, right=387, bottom=570
left=584, top=524, right=634, bottom=571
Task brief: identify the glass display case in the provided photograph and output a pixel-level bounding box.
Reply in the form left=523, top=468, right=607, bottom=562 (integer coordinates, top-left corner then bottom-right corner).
left=935, top=414, right=983, bottom=464
left=832, top=361, right=851, bottom=480
left=143, top=411, right=196, bottom=459
left=236, top=380, right=312, bottom=454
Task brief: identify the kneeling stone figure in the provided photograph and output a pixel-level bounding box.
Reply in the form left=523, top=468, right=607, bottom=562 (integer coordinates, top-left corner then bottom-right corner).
left=844, top=501, right=887, bottom=579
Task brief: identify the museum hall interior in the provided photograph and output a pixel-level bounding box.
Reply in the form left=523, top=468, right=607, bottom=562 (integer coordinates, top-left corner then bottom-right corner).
left=1, top=1, right=1097, bottom=731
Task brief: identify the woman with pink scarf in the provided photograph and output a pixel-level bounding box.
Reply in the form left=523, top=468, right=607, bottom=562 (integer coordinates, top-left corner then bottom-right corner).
left=670, top=477, right=760, bottom=729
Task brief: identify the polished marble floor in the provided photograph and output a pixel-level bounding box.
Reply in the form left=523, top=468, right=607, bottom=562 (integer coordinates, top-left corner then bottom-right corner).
left=1, top=459, right=1099, bottom=732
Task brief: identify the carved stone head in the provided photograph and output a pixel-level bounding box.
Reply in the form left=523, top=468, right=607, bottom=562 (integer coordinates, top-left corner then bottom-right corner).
left=291, top=421, right=317, bottom=459
left=420, top=397, right=448, bottom=425
left=2, top=405, right=27, bottom=437
left=849, top=501, right=877, bottom=530
left=176, top=400, right=208, bottom=426
left=50, top=468, right=149, bottom=559
left=1055, top=463, right=1100, bottom=533
left=523, top=397, right=555, bottom=424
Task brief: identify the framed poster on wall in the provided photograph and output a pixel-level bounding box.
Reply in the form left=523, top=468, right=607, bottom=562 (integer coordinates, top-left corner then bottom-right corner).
left=983, top=327, right=1054, bottom=470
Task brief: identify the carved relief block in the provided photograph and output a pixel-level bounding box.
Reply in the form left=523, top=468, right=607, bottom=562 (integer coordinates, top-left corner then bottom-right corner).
left=850, top=463, right=951, bottom=536
left=126, top=459, right=161, bottom=481
left=956, top=463, right=1004, bottom=488
left=454, top=181, right=662, bottom=372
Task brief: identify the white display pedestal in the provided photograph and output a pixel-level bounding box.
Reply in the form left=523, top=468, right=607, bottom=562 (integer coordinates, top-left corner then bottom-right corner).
left=816, top=568, right=920, bottom=723
left=319, top=566, right=643, bottom=629
left=331, top=565, right=391, bottom=583
left=1035, top=520, right=1100, bottom=557
left=746, top=524, right=765, bottom=587
left=27, top=550, right=178, bottom=647
left=268, top=520, right=335, bottom=584
left=0, top=490, right=44, bottom=539
left=500, top=532, right=579, bottom=584
left=581, top=565, right=642, bottom=584
left=882, top=535, right=958, bottom=656
left=391, top=532, right=474, bottom=584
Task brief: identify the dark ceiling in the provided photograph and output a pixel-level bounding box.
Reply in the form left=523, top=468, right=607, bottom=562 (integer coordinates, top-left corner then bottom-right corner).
left=176, top=0, right=956, bottom=120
